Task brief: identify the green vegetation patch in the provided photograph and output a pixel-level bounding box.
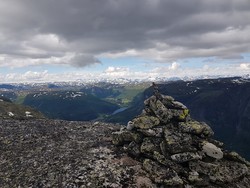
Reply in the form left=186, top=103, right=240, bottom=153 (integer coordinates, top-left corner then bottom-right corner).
left=23, top=91, right=119, bottom=121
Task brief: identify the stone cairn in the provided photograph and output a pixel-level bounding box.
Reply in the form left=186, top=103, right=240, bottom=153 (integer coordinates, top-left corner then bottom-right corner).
left=112, top=84, right=250, bottom=187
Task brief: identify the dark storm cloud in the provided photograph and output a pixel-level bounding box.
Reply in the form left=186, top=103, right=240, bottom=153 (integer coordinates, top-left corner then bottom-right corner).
left=70, top=53, right=101, bottom=67
left=0, top=0, right=250, bottom=67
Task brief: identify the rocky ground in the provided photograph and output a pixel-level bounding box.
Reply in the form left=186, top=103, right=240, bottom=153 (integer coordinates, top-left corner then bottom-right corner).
left=1, top=91, right=250, bottom=188
left=0, top=119, right=151, bottom=188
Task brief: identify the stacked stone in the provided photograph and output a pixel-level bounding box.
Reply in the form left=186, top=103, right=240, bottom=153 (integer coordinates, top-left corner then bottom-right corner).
left=112, top=93, right=250, bottom=187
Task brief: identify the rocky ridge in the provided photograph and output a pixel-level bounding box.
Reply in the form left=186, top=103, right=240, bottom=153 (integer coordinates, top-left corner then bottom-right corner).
left=112, top=90, right=250, bottom=187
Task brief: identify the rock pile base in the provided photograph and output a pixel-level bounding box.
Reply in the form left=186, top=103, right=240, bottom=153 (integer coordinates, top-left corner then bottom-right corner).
left=113, top=94, right=250, bottom=187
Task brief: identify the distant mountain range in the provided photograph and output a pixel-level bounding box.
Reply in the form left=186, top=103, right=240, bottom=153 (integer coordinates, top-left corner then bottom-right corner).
left=1, top=81, right=149, bottom=121
left=3, top=74, right=249, bottom=88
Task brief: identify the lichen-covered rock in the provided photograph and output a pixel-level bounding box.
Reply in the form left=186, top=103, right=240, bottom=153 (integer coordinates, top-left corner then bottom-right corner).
left=153, top=151, right=185, bottom=174
left=202, top=142, right=223, bottom=159
left=140, top=137, right=162, bottom=155
left=208, top=138, right=224, bottom=148
left=150, top=99, right=174, bottom=123
left=160, top=95, right=175, bottom=104
left=224, top=151, right=250, bottom=166
left=172, top=101, right=188, bottom=110
left=138, top=127, right=163, bottom=137
left=112, top=130, right=143, bottom=145
left=163, top=128, right=197, bottom=154
left=188, top=171, right=202, bottom=183
left=144, top=96, right=190, bottom=123
left=127, top=141, right=141, bottom=157
left=179, top=120, right=214, bottom=137
left=171, top=152, right=202, bottom=163
left=132, top=115, right=160, bottom=129
left=209, top=161, right=248, bottom=184
left=189, top=160, right=216, bottom=174
left=176, top=109, right=189, bottom=121
left=189, top=160, right=249, bottom=184
left=143, top=159, right=183, bottom=186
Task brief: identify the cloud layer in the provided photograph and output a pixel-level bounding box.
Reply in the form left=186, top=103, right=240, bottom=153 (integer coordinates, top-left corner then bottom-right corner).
left=0, top=0, right=250, bottom=68
left=2, top=62, right=250, bottom=83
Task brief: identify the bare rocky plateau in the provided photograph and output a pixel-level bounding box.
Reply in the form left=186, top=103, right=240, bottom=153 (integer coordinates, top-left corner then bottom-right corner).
left=0, top=119, right=146, bottom=187
left=1, top=118, right=250, bottom=188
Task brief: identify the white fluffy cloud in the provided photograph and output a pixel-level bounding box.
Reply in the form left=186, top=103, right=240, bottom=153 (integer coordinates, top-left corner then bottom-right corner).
left=239, top=63, right=250, bottom=70
left=1, top=63, right=250, bottom=83
left=3, top=71, right=49, bottom=83
left=103, top=67, right=130, bottom=77
left=105, top=67, right=129, bottom=73
left=169, top=62, right=181, bottom=71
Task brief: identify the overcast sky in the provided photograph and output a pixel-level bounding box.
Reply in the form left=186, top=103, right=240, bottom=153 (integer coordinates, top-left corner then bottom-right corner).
left=0, top=0, right=250, bottom=82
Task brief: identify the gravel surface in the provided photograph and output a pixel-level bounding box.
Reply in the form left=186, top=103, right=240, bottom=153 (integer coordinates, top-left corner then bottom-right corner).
left=0, top=119, right=144, bottom=188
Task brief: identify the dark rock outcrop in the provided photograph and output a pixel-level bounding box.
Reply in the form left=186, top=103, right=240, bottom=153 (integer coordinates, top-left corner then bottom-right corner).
left=113, top=92, right=250, bottom=187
